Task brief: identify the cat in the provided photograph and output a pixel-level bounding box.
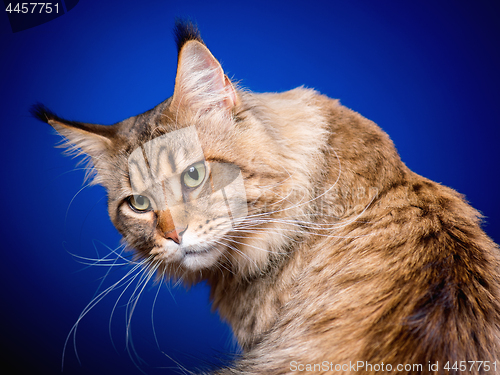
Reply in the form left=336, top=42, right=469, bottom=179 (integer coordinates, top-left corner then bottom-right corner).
left=32, top=21, right=500, bottom=374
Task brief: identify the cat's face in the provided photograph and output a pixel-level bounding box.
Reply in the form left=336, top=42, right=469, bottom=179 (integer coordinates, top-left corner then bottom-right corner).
left=108, top=121, right=248, bottom=272
left=35, top=29, right=318, bottom=281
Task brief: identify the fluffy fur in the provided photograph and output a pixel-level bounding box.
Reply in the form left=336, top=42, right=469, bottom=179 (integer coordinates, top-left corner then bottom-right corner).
left=34, top=22, right=500, bottom=374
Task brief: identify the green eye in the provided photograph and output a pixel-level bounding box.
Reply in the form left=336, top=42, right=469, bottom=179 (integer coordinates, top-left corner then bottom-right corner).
left=182, top=162, right=206, bottom=188
left=128, top=195, right=151, bottom=212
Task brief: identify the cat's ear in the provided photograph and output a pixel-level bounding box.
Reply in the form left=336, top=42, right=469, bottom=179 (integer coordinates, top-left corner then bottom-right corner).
left=31, top=103, right=117, bottom=179
left=170, top=24, right=239, bottom=113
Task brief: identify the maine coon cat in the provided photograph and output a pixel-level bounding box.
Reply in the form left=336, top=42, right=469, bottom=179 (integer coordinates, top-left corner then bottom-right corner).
left=33, top=21, right=500, bottom=374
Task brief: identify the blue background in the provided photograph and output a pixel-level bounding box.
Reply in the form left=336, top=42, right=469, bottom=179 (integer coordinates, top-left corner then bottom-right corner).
left=1, top=1, right=499, bottom=374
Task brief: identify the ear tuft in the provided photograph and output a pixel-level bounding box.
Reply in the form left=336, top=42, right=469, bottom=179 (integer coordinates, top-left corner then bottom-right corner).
left=30, top=102, right=53, bottom=123
left=32, top=103, right=119, bottom=185
left=30, top=103, right=89, bottom=130
left=173, top=19, right=204, bottom=54
left=31, top=103, right=118, bottom=140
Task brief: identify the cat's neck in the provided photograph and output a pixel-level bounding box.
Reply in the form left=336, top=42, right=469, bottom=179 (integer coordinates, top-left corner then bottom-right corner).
left=204, top=88, right=407, bottom=348
left=207, top=237, right=309, bottom=349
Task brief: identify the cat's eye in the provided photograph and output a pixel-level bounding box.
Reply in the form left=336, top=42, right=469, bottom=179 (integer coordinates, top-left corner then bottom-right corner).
left=182, top=162, right=206, bottom=189
left=128, top=195, right=152, bottom=212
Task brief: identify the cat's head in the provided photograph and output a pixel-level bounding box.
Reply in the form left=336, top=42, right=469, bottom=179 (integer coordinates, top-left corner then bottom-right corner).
left=34, top=22, right=321, bottom=283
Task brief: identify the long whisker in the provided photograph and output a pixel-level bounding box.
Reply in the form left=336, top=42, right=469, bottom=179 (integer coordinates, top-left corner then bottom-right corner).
left=64, top=182, right=93, bottom=226
left=62, top=257, right=150, bottom=371
left=234, top=183, right=378, bottom=233
left=106, top=256, right=155, bottom=351
left=67, top=241, right=132, bottom=267
left=151, top=279, right=164, bottom=351
left=125, top=261, right=160, bottom=372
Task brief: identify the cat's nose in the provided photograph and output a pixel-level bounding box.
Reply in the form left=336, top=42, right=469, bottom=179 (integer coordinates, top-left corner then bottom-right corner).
left=165, top=227, right=187, bottom=244
left=157, top=209, right=186, bottom=244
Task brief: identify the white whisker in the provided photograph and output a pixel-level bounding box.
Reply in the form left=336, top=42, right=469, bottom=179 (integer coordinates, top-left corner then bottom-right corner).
left=62, top=256, right=150, bottom=370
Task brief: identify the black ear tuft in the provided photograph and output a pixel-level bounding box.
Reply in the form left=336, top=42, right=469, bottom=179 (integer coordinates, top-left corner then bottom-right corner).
left=30, top=102, right=57, bottom=124
left=173, top=19, right=204, bottom=53
left=29, top=102, right=93, bottom=132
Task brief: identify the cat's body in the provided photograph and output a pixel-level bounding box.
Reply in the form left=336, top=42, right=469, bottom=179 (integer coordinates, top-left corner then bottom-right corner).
left=33, top=22, right=500, bottom=374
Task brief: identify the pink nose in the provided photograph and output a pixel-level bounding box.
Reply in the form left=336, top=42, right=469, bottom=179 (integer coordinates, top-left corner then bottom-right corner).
left=165, top=229, right=181, bottom=244
left=164, top=226, right=187, bottom=244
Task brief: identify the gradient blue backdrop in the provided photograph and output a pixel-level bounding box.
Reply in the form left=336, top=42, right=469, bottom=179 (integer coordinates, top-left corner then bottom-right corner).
left=1, top=1, right=499, bottom=374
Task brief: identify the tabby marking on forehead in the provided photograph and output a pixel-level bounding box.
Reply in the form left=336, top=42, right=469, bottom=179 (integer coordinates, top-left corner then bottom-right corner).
left=128, top=125, right=247, bottom=233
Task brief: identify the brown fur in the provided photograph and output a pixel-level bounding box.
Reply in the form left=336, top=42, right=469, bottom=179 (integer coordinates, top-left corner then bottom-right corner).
left=33, top=22, right=500, bottom=374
